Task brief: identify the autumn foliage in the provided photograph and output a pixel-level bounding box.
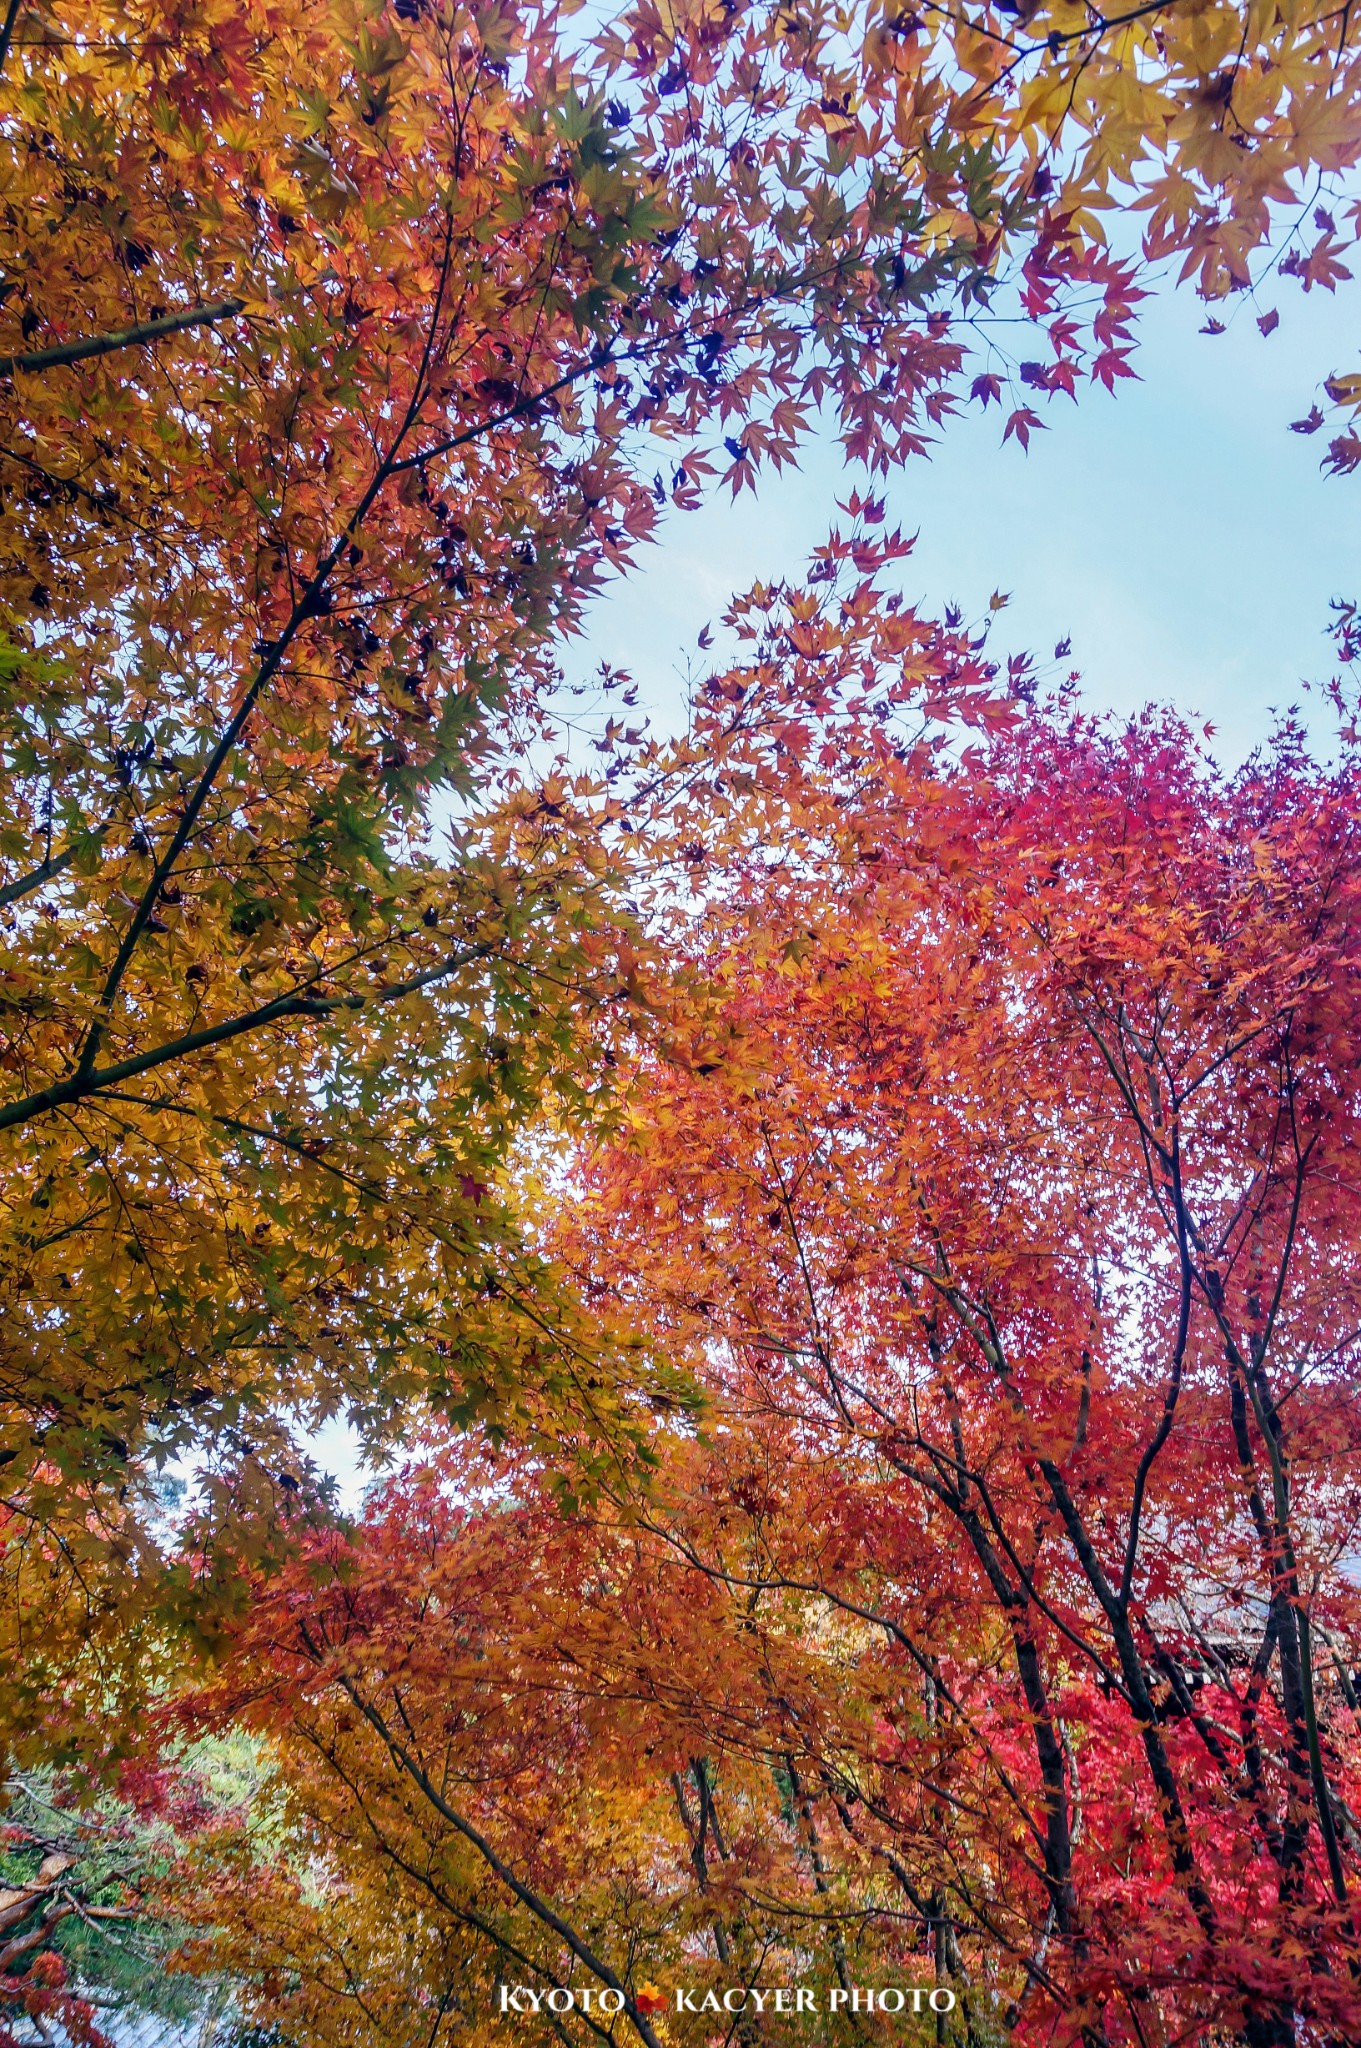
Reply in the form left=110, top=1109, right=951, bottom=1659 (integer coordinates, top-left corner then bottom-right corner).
left=3, top=0, right=1361, bottom=2039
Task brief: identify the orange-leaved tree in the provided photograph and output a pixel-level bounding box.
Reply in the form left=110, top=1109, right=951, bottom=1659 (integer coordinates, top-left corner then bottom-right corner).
left=562, top=560, right=1361, bottom=2045
left=115, top=553, right=1017, bottom=2047
left=147, top=543, right=1361, bottom=2047
left=157, top=1426, right=1002, bottom=2048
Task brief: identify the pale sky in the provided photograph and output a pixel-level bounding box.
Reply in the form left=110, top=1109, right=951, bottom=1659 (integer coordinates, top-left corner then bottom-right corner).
left=571, top=268, right=1361, bottom=764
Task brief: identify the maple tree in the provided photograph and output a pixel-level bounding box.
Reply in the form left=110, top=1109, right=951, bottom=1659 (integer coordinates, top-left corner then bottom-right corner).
left=149, top=540, right=1361, bottom=2047
left=164, top=1433, right=977, bottom=2048
left=567, top=563, right=1361, bottom=2045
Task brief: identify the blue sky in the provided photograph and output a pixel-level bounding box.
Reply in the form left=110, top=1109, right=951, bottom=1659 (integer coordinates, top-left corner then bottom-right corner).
left=570, top=270, right=1361, bottom=764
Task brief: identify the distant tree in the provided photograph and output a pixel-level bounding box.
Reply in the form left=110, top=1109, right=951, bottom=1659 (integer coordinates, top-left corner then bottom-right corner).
left=0, top=1763, right=249, bottom=2048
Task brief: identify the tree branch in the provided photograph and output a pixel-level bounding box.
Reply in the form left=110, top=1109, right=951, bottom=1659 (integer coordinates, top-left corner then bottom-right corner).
left=0, top=0, right=22, bottom=81
left=0, top=820, right=112, bottom=910
left=0, top=300, right=245, bottom=379
left=329, top=1671, right=664, bottom=2048
left=0, top=942, right=490, bottom=1134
